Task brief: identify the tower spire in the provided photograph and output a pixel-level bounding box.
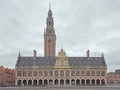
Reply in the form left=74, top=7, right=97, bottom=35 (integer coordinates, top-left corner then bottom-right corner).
left=18, top=51, right=21, bottom=57
left=44, top=4, right=56, bottom=57
left=49, top=2, right=51, bottom=10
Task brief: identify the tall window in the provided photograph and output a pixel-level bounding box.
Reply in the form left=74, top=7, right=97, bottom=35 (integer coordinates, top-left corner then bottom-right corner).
left=101, top=71, right=105, bottom=76
left=91, top=71, right=95, bottom=76
left=81, top=71, right=85, bottom=76
left=23, top=71, right=26, bottom=77
left=96, top=71, right=100, bottom=76
left=86, top=70, right=90, bottom=76
left=49, top=70, right=53, bottom=76
left=17, top=71, right=21, bottom=77
left=28, top=71, right=32, bottom=77
left=76, top=70, right=80, bottom=76
left=71, top=70, right=75, bottom=76
left=33, top=71, right=37, bottom=77
left=55, top=71, right=58, bottom=76
left=44, top=71, right=48, bottom=76
left=60, top=70, right=64, bottom=76
left=66, top=70, right=70, bottom=76
left=39, top=71, right=42, bottom=76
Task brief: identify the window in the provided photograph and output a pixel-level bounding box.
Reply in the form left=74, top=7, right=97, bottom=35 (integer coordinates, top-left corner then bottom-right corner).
left=76, top=70, right=80, bottom=76
left=91, top=71, right=95, bottom=76
left=86, top=70, right=90, bottom=76
left=23, top=71, right=26, bottom=77
left=60, top=70, right=64, bottom=76
left=96, top=71, right=100, bottom=76
left=33, top=71, right=37, bottom=77
left=49, top=70, right=53, bottom=76
left=28, top=71, right=32, bottom=77
left=48, top=39, right=51, bottom=43
left=81, top=71, right=85, bottom=76
left=44, top=71, right=48, bottom=76
left=101, top=71, right=105, bottom=76
left=66, top=71, right=70, bottom=76
left=39, top=71, right=42, bottom=76
left=71, top=70, right=75, bottom=76
left=55, top=71, right=58, bottom=76
left=49, top=21, right=51, bottom=25
left=17, top=71, right=21, bottom=77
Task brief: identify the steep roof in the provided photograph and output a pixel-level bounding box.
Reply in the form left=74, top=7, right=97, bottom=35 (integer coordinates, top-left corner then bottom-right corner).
left=16, top=56, right=107, bottom=68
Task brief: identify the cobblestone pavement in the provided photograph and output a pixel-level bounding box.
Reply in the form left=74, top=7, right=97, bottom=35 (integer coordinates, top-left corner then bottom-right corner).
left=0, top=86, right=120, bottom=90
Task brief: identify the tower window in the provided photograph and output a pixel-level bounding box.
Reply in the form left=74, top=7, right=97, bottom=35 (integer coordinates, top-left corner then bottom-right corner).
left=49, top=21, right=50, bottom=25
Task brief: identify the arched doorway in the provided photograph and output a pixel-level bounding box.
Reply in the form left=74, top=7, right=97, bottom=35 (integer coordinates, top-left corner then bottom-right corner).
left=39, top=80, right=42, bottom=85
left=33, top=80, right=37, bottom=86
left=96, top=79, right=100, bottom=85
left=71, top=79, right=75, bottom=85
left=66, top=79, right=70, bottom=85
left=54, top=79, right=58, bottom=85
left=91, top=79, right=95, bottom=85
left=60, top=79, right=64, bottom=85
left=23, top=80, right=27, bottom=86
left=49, top=79, right=53, bottom=85
left=44, top=79, right=48, bottom=85
left=28, top=80, right=32, bottom=85
left=101, top=79, right=105, bottom=85
left=17, top=80, right=21, bottom=86
left=81, top=79, right=85, bottom=85
left=86, top=79, right=90, bottom=85
left=76, top=79, right=80, bottom=85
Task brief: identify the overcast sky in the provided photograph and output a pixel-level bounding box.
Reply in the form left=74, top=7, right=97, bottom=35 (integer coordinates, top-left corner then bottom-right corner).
left=0, top=0, right=120, bottom=72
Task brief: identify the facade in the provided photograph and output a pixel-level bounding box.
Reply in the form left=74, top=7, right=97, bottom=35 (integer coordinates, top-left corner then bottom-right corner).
left=107, top=70, right=120, bottom=85
left=15, top=6, right=107, bottom=86
left=0, top=66, right=15, bottom=86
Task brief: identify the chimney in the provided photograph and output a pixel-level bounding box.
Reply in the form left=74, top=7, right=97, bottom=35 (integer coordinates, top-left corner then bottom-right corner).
left=87, top=50, right=90, bottom=59
left=33, top=49, right=37, bottom=59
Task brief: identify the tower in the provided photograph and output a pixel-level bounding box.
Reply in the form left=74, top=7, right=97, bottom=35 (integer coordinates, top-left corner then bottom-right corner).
left=44, top=4, right=56, bottom=57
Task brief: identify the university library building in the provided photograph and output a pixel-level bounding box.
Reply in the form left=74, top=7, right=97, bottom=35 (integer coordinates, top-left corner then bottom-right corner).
left=15, top=6, right=107, bottom=86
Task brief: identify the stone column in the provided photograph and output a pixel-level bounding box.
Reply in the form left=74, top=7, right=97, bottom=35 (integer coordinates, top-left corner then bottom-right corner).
left=26, top=80, right=28, bottom=85
left=53, top=79, right=54, bottom=85
left=75, top=79, right=76, bottom=85
left=85, top=79, right=86, bottom=85
left=90, top=79, right=91, bottom=85
left=37, top=80, right=39, bottom=85
left=100, top=79, right=101, bottom=85
left=15, top=79, right=18, bottom=86
left=69, top=79, right=71, bottom=86
left=58, top=79, right=60, bottom=86
left=95, top=79, right=96, bottom=85
left=32, top=80, right=33, bottom=85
